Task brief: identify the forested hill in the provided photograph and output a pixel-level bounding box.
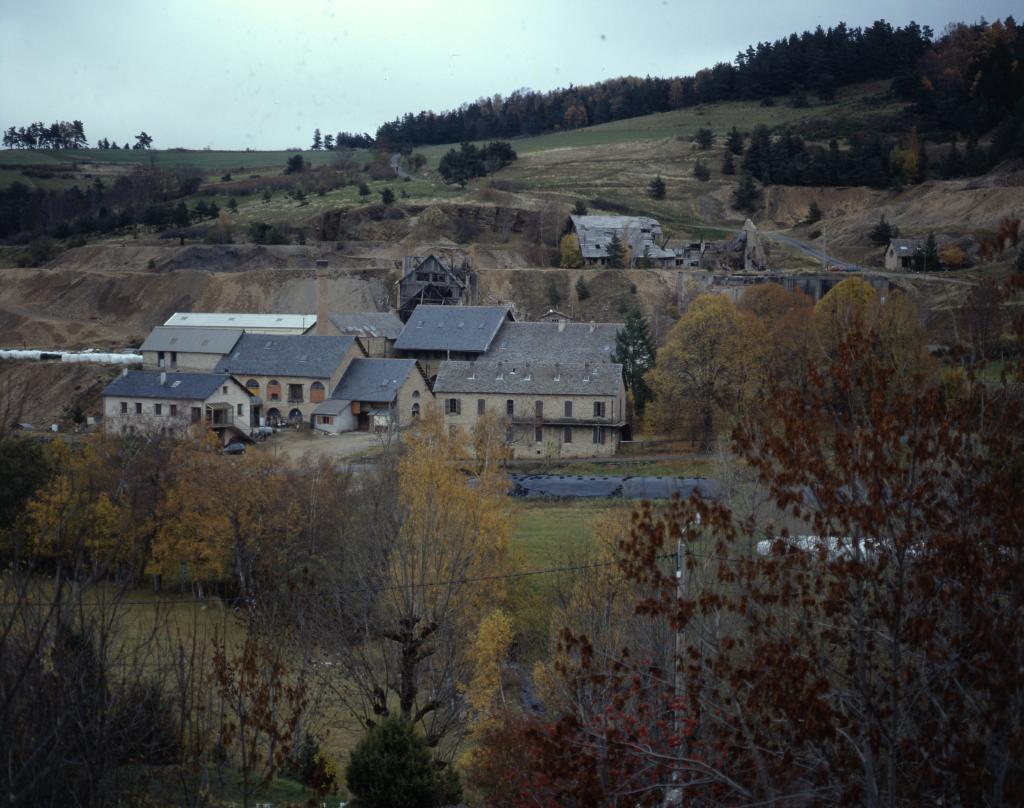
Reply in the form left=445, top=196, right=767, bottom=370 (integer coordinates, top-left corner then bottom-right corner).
left=375, top=18, right=1023, bottom=155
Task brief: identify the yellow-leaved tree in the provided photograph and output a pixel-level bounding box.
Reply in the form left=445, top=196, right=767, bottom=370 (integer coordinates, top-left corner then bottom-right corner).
left=308, top=405, right=511, bottom=760
left=559, top=233, right=584, bottom=268
left=152, top=429, right=293, bottom=599
left=23, top=439, right=134, bottom=574
left=645, top=293, right=767, bottom=450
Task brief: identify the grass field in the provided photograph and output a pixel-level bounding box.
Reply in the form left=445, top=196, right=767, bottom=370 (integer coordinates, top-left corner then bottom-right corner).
left=413, top=81, right=905, bottom=169
left=0, top=147, right=363, bottom=171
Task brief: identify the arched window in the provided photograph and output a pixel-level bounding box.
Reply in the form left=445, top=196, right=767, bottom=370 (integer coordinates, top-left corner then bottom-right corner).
left=266, top=407, right=281, bottom=424
left=310, top=381, right=326, bottom=403
left=288, top=408, right=303, bottom=422
left=412, top=390, right=421, bottom=399
left=246, top=379, right=260, bottom=392
left=412, top=403, right=420, bottom=418
left=267, top=380, right=281, bottom=401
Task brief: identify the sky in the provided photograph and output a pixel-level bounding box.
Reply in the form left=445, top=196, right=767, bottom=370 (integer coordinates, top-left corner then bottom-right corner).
left=1, top=0, right=1018, bottom=150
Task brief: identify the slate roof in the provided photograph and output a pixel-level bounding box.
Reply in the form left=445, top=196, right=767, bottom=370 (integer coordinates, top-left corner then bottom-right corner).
left=215, top=334, right=357, bottom=378
left=165, top=312, right=316, bottom=332
left=140, top=326, right=243, bottom=355
left=485, top=321, right=621, bottom=364
left=328, top=312, right=404, bottom=340
left=103, top=371, right=236, bottom=401
left=433, top=361, right=623, bottom=396
left=394, top=305, right=513, bottom=353
left=312, top=398, right=351, bottom=416
left=888, top=238, right=924, bottom=255
left=331, top=358, right=418, bottom=403
left=570, top=215, right=675, bottom=261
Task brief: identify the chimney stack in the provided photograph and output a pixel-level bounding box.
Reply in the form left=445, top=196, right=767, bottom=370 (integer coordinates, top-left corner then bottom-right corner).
left=315, top=259, right=329, bottom=335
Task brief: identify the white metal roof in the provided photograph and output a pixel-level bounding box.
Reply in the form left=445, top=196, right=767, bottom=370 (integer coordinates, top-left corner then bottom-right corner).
left=164, top=312, right=316, bottom=333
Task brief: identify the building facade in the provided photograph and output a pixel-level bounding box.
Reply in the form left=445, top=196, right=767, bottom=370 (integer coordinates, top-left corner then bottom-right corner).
left=214, top=334, right=363, bottom=426
left=313, top=358, right=432, bottom=434
left=885, top=238, right=924, bottom=271
left=102, top=370, right=254, bottom=443
left=396, top=254, right=473, bottom=321
left=140, top=326, right=243, bottom=372
left=433, top=360, right=626, bottom=458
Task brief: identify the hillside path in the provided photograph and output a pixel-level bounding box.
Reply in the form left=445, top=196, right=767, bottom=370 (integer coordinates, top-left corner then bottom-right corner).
left=761, top=230, right=864, bottom=271
left=390, top=153, right=414, bottom=180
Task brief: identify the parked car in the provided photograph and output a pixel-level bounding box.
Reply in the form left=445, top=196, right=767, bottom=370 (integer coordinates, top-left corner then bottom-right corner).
left=222, top=441, right=246, bottom=455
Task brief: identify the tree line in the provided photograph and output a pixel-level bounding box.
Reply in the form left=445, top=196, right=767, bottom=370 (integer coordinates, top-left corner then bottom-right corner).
left=375, top=19, right=933, bottom=148
left=310, top=129, right=375, bottom=150
left=3, top=120, right=87, bottom=149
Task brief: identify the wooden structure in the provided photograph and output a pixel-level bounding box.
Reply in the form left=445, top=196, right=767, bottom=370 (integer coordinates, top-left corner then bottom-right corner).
left=396, top=254, right=474, bottom=322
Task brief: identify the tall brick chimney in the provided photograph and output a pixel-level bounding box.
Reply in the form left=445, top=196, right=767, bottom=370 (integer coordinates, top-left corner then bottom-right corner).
left=315, top=259, right=329, bottom=335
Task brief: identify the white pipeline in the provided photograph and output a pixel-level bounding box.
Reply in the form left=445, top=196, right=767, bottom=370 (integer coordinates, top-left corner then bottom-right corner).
left=0, top=349, right=142, bottom=364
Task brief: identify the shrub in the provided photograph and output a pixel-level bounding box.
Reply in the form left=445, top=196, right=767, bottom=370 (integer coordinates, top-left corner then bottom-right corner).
left=345, top=717, right=458, bottom=808
left=575, top=276, right=590, bottom=301
left=693, top=161, right=710, bottom=182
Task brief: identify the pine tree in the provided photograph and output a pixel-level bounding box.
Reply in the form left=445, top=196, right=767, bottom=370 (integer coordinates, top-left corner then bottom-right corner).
left=1016, top=244, right=1024, bottom=274
left=606, top=233, right=626, bottom=268
left=693, top=161, right=710, bottom=182
left=807, top=200, right=823, bottom=224
left=731, top=174, right=761, bottom=214
left=726, top=126, right=744, bottom=155
left=575, top=276, right=590, bottom=301
left=613, top=310, right=656, bottom=414
left=311, top=128, right=322, bottom=150
left=721, top=151, right=736, bottom=175
left=940, top=136, right=964, bottom=179
left=648, top=175, right=666, bottom=199
left=869, top=215, right=898, bottom=245
left=923, top=232, right=939, bottom=271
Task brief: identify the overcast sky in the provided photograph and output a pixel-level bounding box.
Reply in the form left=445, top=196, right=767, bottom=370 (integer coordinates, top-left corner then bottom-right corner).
left=1, top=0, right=1017, bottom=150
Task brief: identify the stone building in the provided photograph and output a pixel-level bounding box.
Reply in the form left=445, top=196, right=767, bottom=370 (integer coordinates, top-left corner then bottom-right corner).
left=569, top=215, right=676, bottom=268
left=393, top=305, right=514, bottom=379
left=313, top=358, right=431, bottom=433
left=885, top=238, right=924, bottom=271
left=214, top=334, right=363, bottom=427
left=102, top=370, right=254, bottom=443
left=433, top=360, right=626, bottom=458
left=140, top=326, right=243, bottom=372
left=326, top=312, right=404, bottom=357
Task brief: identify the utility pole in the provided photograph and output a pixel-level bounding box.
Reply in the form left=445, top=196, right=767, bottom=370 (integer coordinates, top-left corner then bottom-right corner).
left=666, top=533, right=685, bottom=808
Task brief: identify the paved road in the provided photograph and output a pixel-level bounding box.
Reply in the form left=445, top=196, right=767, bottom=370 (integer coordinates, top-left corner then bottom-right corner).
left=389, top=153, right=414, bottom=180
left=762, top=231, right=863, bottom=271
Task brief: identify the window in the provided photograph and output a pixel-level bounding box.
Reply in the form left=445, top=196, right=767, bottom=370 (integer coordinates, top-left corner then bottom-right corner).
left=564, top=401, right=573, bottom=418
left=310, top=381, right=326, bottom=403
left=170, top=404, right=177, bottom=417
left=593, top=401, right=606, bottom=418
left=320, top=415, right=334, bottom=425
left=222, top=386, right=228, bottom=394
left=135, top=402, right=142, bottom=415
left=155, top=403, right=162, bottom=416
left=412, top=390, right=421, bottom=398
left=157, top=350, right=165, bottom=367
left=506, top=399, right=514, bottom=416
left=120, top=401, right=127, bottom=414
left=563, top=426, right=573, bottom=443
left=246, top=379, right=260, bottom=392
left=267, top=380, right=281, bottom=401
left=477, top=398, right=485, bottom=415
left=592, top=426, right=606, bottom=445
left=170, top=351, right=177, bottom=369
left=237, top=403, right=244, bottom=416
left=446, top=398, right=461, bottom=415
left=535, top=400, right=543, bottom=418
left=412, top=403, right=420, bottom=418
left=288, top=383, right=303, bottom=403
left=535, top=426, right=543, bottom=443
left=191, top=407, right=201, bottom=423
